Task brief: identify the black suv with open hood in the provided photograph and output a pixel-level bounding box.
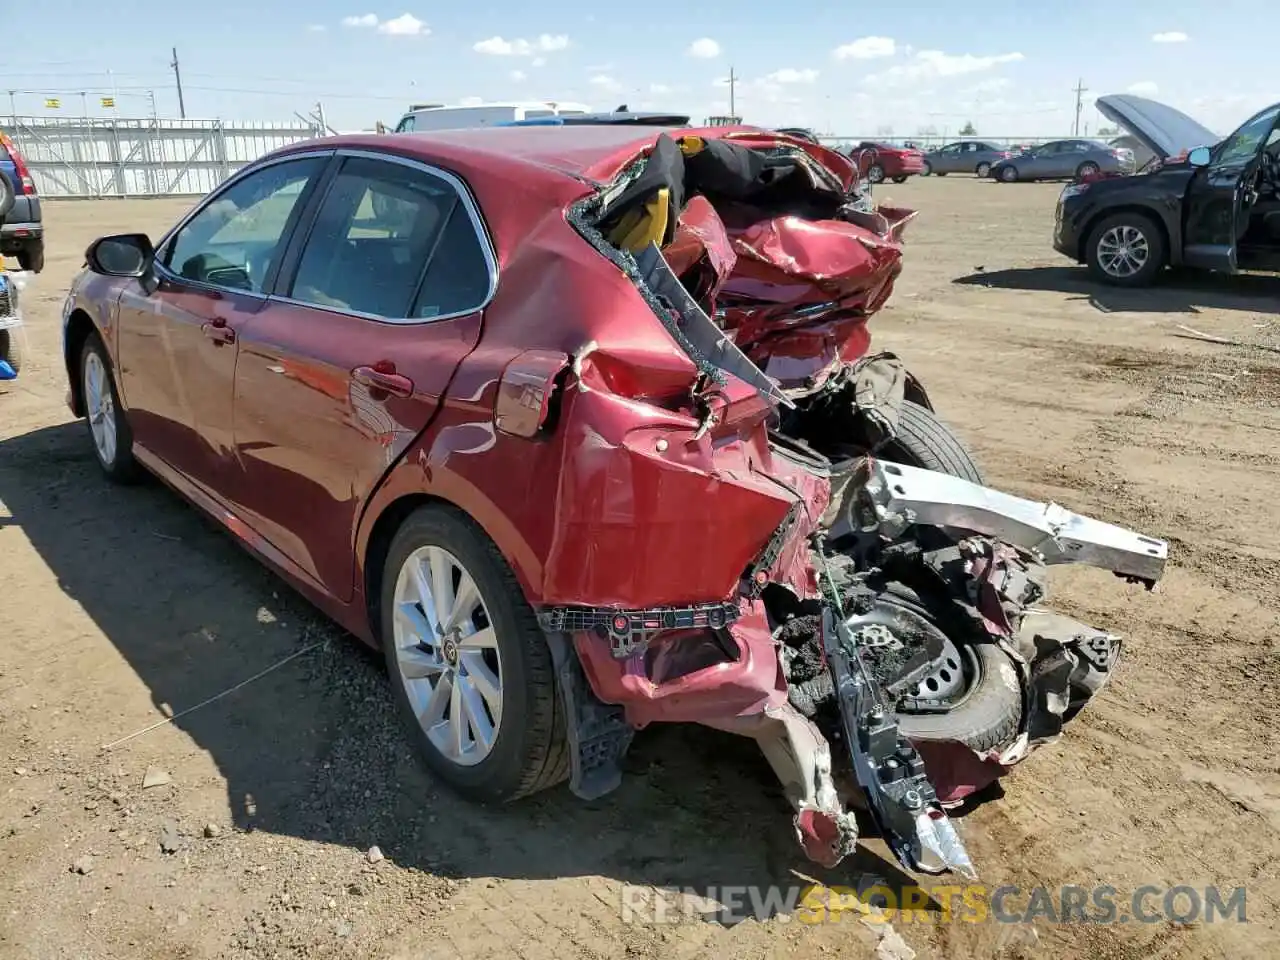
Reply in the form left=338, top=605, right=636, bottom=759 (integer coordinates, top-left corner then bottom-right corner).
left=1053, top=94, right=1280, bottom=286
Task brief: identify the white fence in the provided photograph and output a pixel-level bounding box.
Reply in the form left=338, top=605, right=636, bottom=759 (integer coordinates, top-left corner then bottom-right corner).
left=5, top=116, right=324, bottom=199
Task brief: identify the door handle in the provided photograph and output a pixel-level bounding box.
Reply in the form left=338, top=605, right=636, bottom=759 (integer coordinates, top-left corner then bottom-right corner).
left=202, top=316, right=236, bottom=345
left=352, top=362, right=414, bottom=399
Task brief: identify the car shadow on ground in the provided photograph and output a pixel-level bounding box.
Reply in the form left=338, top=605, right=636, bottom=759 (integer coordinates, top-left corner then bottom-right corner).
left=0, top=420, right=949, bottom=909
left=953, top=265, right=1280, bottom=316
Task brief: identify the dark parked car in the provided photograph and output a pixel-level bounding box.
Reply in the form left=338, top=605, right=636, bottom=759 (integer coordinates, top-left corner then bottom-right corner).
left=920, top=141, right=1012, bottom=178
left=989, top=138, right=1135, bottom=183
left=1055, top=93, right=1280, bottom=286
left=60, top=123, right=1165, bottom=877
left=502, top=110, right=692, bottom=127
left=0, top=132, right=43, bottom=273
left=848, top=141, right=925, bottom=183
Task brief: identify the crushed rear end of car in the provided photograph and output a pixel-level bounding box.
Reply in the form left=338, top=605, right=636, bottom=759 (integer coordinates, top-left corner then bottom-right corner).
left=514, top=129, right=1169, bottom=876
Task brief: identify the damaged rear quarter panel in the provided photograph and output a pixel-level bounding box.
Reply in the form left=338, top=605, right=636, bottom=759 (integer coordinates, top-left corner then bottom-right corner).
left=356, top=164, right=820, bottom=614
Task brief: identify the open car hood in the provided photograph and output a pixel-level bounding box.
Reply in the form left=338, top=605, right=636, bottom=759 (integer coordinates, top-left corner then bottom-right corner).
left=1096, top=94, right=1219, bottom=161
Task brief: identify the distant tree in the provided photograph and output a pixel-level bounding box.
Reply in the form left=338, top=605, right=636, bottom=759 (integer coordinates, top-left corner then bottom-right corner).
left=875, top=124, right=894, bottom=137
left=1097, top=125, right=1118, bottom=136
left=959, top=121, right=977, bottom=136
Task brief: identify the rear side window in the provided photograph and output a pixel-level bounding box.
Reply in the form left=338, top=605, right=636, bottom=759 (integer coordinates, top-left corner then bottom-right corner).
left=288, top=156, right=491, bottom=320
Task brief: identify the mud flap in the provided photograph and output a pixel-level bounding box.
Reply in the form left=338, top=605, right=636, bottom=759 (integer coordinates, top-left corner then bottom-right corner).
left=546, top=632, right=635, bottom=801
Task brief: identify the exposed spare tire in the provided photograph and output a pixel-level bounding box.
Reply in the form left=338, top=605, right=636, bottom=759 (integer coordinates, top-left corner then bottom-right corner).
left=894, top=642, right=1022, bottom=753
left=879, top=400, right=984, bottom=484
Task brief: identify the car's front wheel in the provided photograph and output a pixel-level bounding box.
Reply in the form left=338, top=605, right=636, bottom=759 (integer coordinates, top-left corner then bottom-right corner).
left=976, top=162, right=992, bottom=178
left=80, top=333, right=141, bottom=482
left=1085, top=212, right=1166, bottom=287
left=381, top=505, right=568, bottom=803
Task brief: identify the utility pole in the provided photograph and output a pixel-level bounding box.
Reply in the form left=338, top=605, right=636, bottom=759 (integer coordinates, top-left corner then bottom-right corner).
left=8, top=90, right=15, bottom=123
left=1072, top=78, right=1088, bottom=137
left=171, top=47, right=186, bottom=118
left=728, top=66, right=737, bottom=119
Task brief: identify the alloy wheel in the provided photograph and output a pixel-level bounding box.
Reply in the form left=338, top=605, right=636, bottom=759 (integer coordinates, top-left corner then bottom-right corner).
left=83, top=351, right=118, bottom=467
left=1096, top=224, right=1150, bottom=279
left=391, top=545, right=504, bottom=767
left=976, top=162, right=991, bottom=178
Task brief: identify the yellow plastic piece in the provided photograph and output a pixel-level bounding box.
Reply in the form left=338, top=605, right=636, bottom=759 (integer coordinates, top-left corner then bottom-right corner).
left=608, top=186, right=671, bottom=252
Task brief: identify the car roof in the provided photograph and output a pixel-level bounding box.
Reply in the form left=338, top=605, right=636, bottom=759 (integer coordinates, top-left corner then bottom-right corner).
left=282, top=124, right=773, bottom=184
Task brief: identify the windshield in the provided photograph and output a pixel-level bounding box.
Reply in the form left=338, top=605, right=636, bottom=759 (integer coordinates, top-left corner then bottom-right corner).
left=1215, top=104, right=1280, bottom=165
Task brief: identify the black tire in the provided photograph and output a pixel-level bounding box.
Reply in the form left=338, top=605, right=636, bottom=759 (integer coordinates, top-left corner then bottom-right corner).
left=17, top=241, right=43, bottom=274
left=867, top=163, right=885, bottom=184
left=1085, top=211, right=1166, bottom=288
left=998, top=165, right=1018, bottom=183
left=892, top=175, right=908, bottom=184
left=1075, top=161, right=1100, bottom=180
left=879, top=400, right=984, bottom=484
left=0, top=174, right=12, bottom=219
left=975, top=162, right=991, bottom=178
left=79, top=332, right=142, bottom=483
left=935, top=171, right=948, bottom=177
left=0, top=328, right=22, bottom=375
left=920, top=162, right=932, bottom=177
left=380, top=505, right=569, bottom=803
left=897, top=643, right=1022, bottom=752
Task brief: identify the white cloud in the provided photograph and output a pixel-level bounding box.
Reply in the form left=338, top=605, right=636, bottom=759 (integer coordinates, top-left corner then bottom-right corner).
left=1152, top=31, right=1188, bottom=43
left=377, top=13, right=428, bottom=36
left=766, top=68, right=819, bottom=84
left=687, top=38, right=721, bottom=59
left=1128, top=81, right=1159, bottom=97
left=306, top=24, right=326, bottom=32
left=865, top=49, right=1025, bottom=87
left=473, top=34, right=570, bottom=56
left=590, top=74, right=623, bottom=94
left=833, top=36, right=896, bottom=60
left=531, top=57, right=547, bottom=68
left=342, top=13, right=378, bottom=27
left=510, top=69, right=527, bottom=82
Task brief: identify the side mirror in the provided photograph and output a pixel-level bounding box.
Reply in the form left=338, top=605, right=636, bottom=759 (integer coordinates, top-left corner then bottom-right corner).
left=1188, top=146, right=1212, bottom=168
left=86, top=234, right=155, bottom=278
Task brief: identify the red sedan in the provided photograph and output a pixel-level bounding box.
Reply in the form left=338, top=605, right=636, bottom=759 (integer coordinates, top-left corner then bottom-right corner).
left=60, top=123, right=1162, bottom=875
left=849, top=141, right=926, bottom=183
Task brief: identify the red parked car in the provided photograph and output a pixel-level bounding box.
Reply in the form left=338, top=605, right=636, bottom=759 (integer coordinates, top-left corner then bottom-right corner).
left=849, top=140, right=926, bottom=183
left=62, top=124, right=1166, bottom=876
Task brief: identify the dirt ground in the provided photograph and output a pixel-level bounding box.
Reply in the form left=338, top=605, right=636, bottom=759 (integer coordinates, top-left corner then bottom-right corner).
left=2, top=178, right=1278, bottom=960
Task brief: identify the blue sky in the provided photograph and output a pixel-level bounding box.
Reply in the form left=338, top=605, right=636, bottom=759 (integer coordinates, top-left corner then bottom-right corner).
left=4, top=0, right=1275, bottom=137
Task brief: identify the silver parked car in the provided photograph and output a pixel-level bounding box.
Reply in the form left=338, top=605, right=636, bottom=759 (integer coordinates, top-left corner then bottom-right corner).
left=988, top=139, right=1135, bottom=183
left=920, top=141, right=1013, bottom=178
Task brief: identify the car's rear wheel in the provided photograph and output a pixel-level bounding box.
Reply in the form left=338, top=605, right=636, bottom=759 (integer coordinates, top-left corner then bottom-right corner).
left=1076, top=161, right=1100, bottom=180
left=17, top=241, right=43, bottom=274
left=0, top=329, right=22, bottom=376
left=975, top=162, right=992, bottom=178
left=381, top=505, right=568, bottom=803
left=1085, top=212, right=1166, bottom=287
left=920, top=161, right=932, bottom=177
left=998, top=165, right=1018, bottom=183
left=79, top=333, right=142, bottom=482
left=867, top=163, right=886, bottom=184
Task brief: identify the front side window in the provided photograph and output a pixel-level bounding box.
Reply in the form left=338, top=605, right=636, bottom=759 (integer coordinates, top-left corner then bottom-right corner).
left=395, top=115, right=416, bottom=133
left=288, top=156, right=490, bottom=320
left=1216, top=105, right=1280, bottom=167
left=162, top=156, right=324, bottom=293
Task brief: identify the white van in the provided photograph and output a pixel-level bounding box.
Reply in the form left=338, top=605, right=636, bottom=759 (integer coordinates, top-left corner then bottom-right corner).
left=393, top=101, right=593, bottom=133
